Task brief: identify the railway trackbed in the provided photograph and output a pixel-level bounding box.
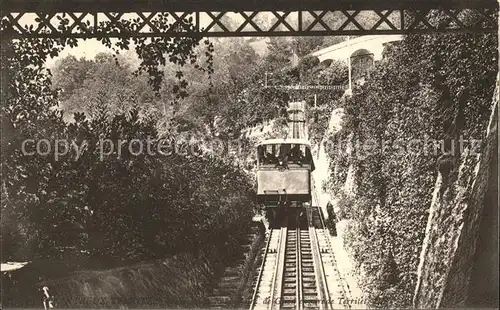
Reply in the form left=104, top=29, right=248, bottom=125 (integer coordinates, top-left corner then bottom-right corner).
left=249, top=208, right=351, bottom=310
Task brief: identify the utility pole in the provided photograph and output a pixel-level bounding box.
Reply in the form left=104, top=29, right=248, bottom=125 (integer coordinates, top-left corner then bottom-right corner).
left=348, top=56, right=352, bottom=92
left=347, top=35, right=352, bottom=94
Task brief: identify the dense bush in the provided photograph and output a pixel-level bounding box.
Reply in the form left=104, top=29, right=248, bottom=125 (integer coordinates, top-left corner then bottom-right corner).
left=2, top=99, right=256, bottom=266
left=1, top=37, right=256, bottom=268
left=328, top=12, right=497, bottom=308
left=306, top=60, right=348, bottom=144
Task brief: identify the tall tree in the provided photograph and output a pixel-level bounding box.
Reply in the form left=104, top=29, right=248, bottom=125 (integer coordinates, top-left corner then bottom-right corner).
left=265, top=37, right=292, bottom=69
left=51, top=53, right=158, bottom=121
left=292, top=36, right=324, bottom=56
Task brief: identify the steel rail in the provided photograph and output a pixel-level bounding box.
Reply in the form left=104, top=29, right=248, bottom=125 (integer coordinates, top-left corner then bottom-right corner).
left=250, top=228, right=274, bottom=310
left=269, top=226, right=287, bottom=310
left=310, top=217, right=333, bottom=310
left=312, top=180, right=352, bottom=307
left=296, top=227, right=303, bottom=310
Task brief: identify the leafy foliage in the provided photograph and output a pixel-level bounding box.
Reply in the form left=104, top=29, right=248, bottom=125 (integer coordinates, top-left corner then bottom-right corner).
left=1, top=19, right=256, bottom=274
left=51, top=53, right=160, bottom=121
left=1, top=15, right=213, bottom=102
left=306, top=60, right=348, bottom=144
left=328, top=14, right=497, bottom=308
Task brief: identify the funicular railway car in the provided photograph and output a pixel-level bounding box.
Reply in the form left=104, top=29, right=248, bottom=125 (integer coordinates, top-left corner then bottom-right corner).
left=256, top=138, right=315, bottom=207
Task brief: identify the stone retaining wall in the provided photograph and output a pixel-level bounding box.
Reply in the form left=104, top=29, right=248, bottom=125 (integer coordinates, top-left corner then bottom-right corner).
left=413, top=81, right=498, bottom=308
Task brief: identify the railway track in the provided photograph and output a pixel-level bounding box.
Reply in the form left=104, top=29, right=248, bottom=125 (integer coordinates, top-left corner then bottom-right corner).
left=250, top=208, right=351, bottom=310
left=250, top=227, right=284, bottom=310
left=311, top=183, right=352, bottom=309
left=279, top=226, right=319, bottom=309
left=288, top=101, right=305, bottom=140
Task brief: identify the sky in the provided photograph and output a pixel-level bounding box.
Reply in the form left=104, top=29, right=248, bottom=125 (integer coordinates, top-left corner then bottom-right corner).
left=45, top=39, right=117, bottom=68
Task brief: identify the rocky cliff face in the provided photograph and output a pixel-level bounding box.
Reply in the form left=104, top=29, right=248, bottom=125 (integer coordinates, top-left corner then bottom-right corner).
left=312, top=107, right=345, bottom=215
left=313, top=81, right=498, bottom=309
left=413, top=81, right=498, bottom=308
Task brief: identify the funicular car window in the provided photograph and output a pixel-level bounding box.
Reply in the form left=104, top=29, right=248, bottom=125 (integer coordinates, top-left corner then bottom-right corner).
left=258, top=146, right=264, bottom=163
left=287, top=144, right=308, bottom=165
left=300, top=145, right=310, bottom=165
left=279, top=144, right=290, bottom=158
left=258, top=143, right=313, bottom=166
left=259, top=144, right=278, bottom=165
